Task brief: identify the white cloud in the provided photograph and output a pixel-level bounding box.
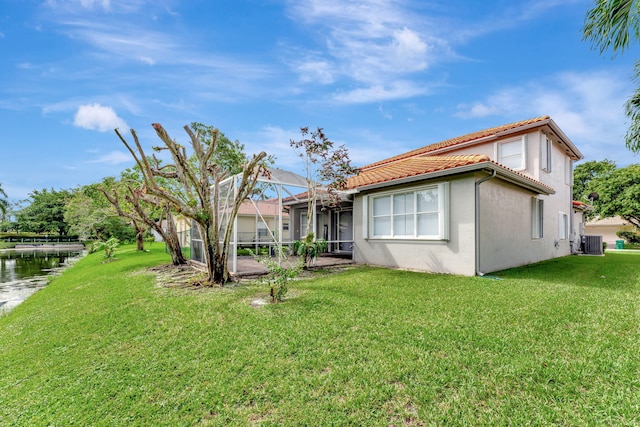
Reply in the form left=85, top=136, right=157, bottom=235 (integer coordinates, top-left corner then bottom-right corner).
left=294, top=59, right=335, bottom=84
left=333, top=80, right=429, bottom=104
left=139, top=56, right=156, bottom=65
left=241, top=126, right=303, bottom=170
left=87, top=150, right=131, bottom=164
left=285, top=0, right=451, bottom=103
left=73, top=103, right=128, bottom=132
left=80, top=0, right=111, bottom=10
left=455, top=70, right=637, bottom=165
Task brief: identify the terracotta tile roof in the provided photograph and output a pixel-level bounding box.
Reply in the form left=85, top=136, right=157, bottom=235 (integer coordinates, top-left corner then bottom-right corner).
left=346, top=155, right=491, bottom=189
left=362, top=116, right=551, bottom=171
left=572, top=200, right=590, bottom=210
left=234, top=200, right=289, bottom=217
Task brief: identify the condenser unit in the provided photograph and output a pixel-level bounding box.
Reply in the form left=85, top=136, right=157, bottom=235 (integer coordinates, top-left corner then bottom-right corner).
left=581, top=235, right=603, bottom=255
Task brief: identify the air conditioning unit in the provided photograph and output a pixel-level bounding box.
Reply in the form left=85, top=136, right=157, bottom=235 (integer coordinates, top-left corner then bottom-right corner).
left=581, top=235, right=603, bottom=255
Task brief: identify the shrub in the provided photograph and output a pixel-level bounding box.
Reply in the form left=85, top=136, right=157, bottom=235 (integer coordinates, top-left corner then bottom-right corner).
left=616, top=230, right=640, bottom=244
left=293, top=233, right=327, bottom=269
left=253, top=247, right=303, bottom=302
left=90, top=237, right=120, bottom=261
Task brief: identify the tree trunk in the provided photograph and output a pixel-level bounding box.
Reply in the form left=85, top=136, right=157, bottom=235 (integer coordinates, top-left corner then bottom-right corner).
left=212, top=253, right=229, bottom=284
left=163, top=210, right=187, bottom=265
left=202, top=222, right=229, bottom=286
left=136, top=229, right=145, bottom=251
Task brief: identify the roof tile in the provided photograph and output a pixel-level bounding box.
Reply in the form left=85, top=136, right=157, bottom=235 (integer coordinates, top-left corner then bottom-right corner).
left=346, top=155, right=490, bottom=189
left=362, top=116, right=550, bottom=171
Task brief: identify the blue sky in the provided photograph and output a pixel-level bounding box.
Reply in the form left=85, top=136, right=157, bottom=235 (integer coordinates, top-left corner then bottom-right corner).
left=1, top=0, right=639, bottom=201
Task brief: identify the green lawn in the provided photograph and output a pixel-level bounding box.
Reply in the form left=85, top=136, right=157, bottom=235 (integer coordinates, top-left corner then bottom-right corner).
left=1, top=247, right=639, bottom=426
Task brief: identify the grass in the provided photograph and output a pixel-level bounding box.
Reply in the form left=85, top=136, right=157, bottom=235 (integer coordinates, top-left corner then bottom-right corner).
left=1, top=247, right=640, bottom=426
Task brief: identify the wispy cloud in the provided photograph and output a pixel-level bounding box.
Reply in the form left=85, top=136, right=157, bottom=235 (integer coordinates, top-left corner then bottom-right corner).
left=241, top=126, right=303, bottom=170
left=87, top=150, right=132, bottom=164
left=455, top=70, right=636, bottom=164
left=285, top=0, right=454, bottom=103
left=74, top=103, right=128, bottom=132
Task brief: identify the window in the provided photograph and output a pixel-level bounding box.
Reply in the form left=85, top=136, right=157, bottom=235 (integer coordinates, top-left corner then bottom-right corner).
left=541, top=135, right=552, bottom=172
left=369, top=183, right=448, bottom=240
left=531, top=198, right=544, bottom=239
left=497, top=136, right=526, bottom=170
left=558, top=212, right=569, bottom=240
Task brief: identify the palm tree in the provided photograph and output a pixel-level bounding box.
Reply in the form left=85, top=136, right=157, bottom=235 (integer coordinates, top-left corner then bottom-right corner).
left=583, top=0, right=640, bottom=151
left=0, top=183, right=8, bottom=220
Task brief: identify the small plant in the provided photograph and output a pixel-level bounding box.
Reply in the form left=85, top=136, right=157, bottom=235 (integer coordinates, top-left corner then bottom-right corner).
left=253, top=246, right=303, bottom=302
left=90, top=237, right=120, bottom=261
left=616, top=230, right=640, bottom=244
left=293, top=233, right=328, bottom=269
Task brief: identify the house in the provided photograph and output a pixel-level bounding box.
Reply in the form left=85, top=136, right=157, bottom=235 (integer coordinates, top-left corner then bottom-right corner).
left=343, top=116, right=583, bottom=276
left=233, top=199, right=290, bottom=246
left=584, top=216, right=636, bottom=246
left=284, top=191, right=354, bottom=254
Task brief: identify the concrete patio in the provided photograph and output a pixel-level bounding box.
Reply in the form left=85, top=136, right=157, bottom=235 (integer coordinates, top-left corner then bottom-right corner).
left=230, top=254, right=355, bottom=278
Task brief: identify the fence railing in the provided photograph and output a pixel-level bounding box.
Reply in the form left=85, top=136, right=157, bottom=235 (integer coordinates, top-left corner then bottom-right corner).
left=0, top=235, right=80, bottom=243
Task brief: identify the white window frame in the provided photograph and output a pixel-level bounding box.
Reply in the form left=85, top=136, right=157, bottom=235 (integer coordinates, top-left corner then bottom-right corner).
left=367, top=183, right=449, bottom=240
left=532, top=197, right=544, bottom=239
left=496, top=136, right=527, bottom=171
left=558, top=211, right=569, bottom=240
left=541, top=135, right=552, bottom=173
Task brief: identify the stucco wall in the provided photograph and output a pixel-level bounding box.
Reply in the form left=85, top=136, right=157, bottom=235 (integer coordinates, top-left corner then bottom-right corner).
left=478, top=178, right=571, bottom=274
left=353, top=175, right=477, bottom=276
left=584, top=224, right=635, bottom=245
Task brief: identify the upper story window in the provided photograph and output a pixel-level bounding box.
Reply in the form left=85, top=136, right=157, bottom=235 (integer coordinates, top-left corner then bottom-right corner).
left=367, top=183, right=449, bottom=240
left=496, top=136, right=526, bottom=171
left=541, top=135, right=552, bottom=173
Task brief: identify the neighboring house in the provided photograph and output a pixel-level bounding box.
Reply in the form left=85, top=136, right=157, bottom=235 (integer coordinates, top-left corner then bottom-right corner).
left=151, top=215, right=192, bottom=246
left=234, top=199, right=290, bottom=246
left=584, top=216, right=636, bottom=245
left=343, top=116, right=583, bottom=276
left=173, top=214, right=192, bottom=247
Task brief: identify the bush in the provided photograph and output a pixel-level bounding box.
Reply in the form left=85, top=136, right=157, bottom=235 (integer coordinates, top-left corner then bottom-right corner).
left=616, top=230, right=640, bottom=244
left=293, top=233, right=327, bottom=269
left=90, top=237, right=120, bottom=261
left=253, top=247, right=303, bottom=302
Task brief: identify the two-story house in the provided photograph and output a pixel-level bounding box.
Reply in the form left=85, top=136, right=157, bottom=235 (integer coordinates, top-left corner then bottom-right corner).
left=343, top=116, right=583, bottom=276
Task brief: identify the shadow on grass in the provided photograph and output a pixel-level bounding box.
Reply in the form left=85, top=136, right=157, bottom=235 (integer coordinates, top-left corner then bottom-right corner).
left=491, top=252, right=640, bottom=291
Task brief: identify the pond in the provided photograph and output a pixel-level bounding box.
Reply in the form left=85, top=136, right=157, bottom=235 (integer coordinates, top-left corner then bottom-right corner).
left=0, top=247, right=85, bottom=314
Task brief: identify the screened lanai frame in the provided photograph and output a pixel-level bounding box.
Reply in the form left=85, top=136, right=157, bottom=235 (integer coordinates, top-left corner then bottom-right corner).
left=191, top=167, right=315, bottom=274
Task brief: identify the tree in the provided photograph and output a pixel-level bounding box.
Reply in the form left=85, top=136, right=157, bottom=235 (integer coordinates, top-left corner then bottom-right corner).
left=573, top=159, right=617, bottom=202
left=0, top=183, right=8, bottom=221
left=101, top=169, right=187, bottom=265
left=66, top=182, right=144, bottom=243
left=583, top=0, right=640, bottom=151
left=116, top=122, right=267, bottom=285
left=289, top=127, right=359, bottom=266
left=66, top=182, right=117, bottom=241
left=591, top=163, right=640, bottom=228
left=16, top=188, right=71, bottom=235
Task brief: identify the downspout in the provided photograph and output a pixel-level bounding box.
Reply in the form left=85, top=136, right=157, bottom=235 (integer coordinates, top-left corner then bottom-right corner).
left=475, top=169, right=497, bottom=276
left=569, top=160, right=577, bottom=254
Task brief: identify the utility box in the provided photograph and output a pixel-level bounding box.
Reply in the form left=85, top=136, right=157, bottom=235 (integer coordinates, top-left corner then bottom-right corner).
left=616, top=240, right=625, bottom=250
left=581, top=235, right=603, bottom=255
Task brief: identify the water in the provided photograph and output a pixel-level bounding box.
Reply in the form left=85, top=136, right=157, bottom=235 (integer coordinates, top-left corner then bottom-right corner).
left=0, top=247, right=85, bottom=314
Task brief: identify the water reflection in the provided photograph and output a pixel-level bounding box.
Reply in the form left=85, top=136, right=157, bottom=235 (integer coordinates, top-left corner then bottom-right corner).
left=0, top=248, right=85, bottom=314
